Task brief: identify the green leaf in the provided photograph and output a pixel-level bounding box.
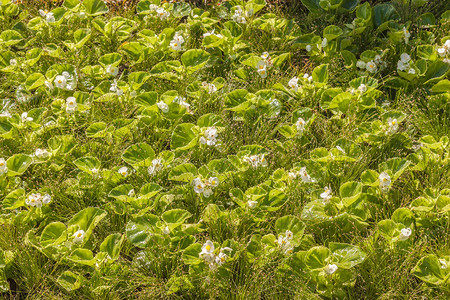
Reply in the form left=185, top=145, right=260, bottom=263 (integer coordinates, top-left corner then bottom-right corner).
left=86, top=122, right=108, bottom=138
left=0, top=30, right=23, bottom=46
left=99, top=233, right=124, bottom=261
left=391, top=208, right=415, bottom=227
left=6, top=154, right=32, bottom=176
left=181, top=49, right=210, bottom=73
left=373, top=4, right=400, bottom=28
left=68, top=207, right=107, bottom=245
left=122, top=143, right=155, bottom=167
left=312, top=64, right=328, bottom=84
left=182, top=243, right=202, bottom=265
left=162, top=209, right=192, bottom=224
left=83, top=0, right=109, bottom=16
left=25, top=73, right=45, bottom=90
left=329, top=243, right=366, bottom=269
left=275, top=215, right=305, bottom=245
left=40, top=222, right=66, bottom=247
left=168, top=163, right=197, bottom=183
left=108, top=184, right=135, bottom=201
left=57, top=271, right=84, bottom=292
left=99, top=53, right=122, bottom=67
left=323, top=25, right=343, bottom=41
left=73, top=156, right=101, bottom=174
left=304, top=246, right=330, bottom=270
left=431, top=80, right=450, bottom=93
left=125, top=215, right=160, bottom=248
left=340, top=181, right=362, bottom=206
left=171, top=123, right=198, bottom=151
left=412, top=255, right=449, bottom=285
left=2, top=189, right=25, bottom=210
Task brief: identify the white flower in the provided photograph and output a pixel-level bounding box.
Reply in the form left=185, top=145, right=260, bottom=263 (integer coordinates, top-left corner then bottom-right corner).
left=110, top=80, right=123, bottom=96
left=156, top=7, right=169, bottom=20
left=203, top=29, right=223, bottom=39
left=26, top=193, right=43, bottom=208
left=408, top=68, right=416, bottom=74
left=193, top=178, right=205, bottom=194
left=39, top=10, right=55, bottom=23
left=149, top=4, right=159, bottom=11
left=128, top=189, right=135, bottom=197
left=21, top=112, right=33, bottom=122
left=73, top=230, right=85, bottom=244
left=306, top=45, right=312, bottom=52
left=35, top=149, right=50, bottom=159
left=232, top=6, right=246, bottom=24
left=288, top=77, right=299, bottom=92
left=42, top=194, right=51, bottom=205
left=202, top=82, right=217, bottom=94
left=400, top=53, right=411, bottom=63
left=356, top=60, right=366, bottom=69
left=199, top=240, right=215, bottom=263
left=386, top=117, right=398, bottom=134
left=170, top=33, right=184, bottom=51
left=296, top=117, right=306, bottom=132
left=261, top=52, right=270, bottom=60
left=0, top=158, right=7, bottom=175
left=106, top=65, right=119, bottom=77
left=324, top=264, right=338, bottom=275
left=44, top=80, right=54, bottom=90
left=299, top=167, right=313, bottom=183
left=321, top=38, right=328, bottom=48
left=202, top=127, right=218, bottom=146
left=206, top=177, right=219, bottom=187
left=118, top=166, right=128, bottom=177
left=439, top=259, right=448, bottom=269
left=203, top=188, right=213, bottom=198
left=54, top=75, right=67, bottom=89
left=277, top=230, right=294, bottom=254
left=163, top=226, right=170, bottom=235
left=399, top=227, right=412, bottom=241
left=157, top=101, right=169, bottom=113
left=336, top=146, right=346, bottom=154
left=66, top=97, right=77, bottom=114
left=288, top=172, right=297, bottom=180
left=215, top=251, right=228, bottom=266
left=320, top=186, right=332, bottom=202
left=366, top=61, right=377, bottom=73
left=247, top=200, right=258, bottom=209
left=403, top=27, right=410, bottom=44
left=243, top=154, right=267, bottom=168
left=148, top=159, right=163, bottom=175
left=379, top=172, right=391, bottom=191
left=256, top=60, right=268, bottom=78
left=9, top=59, right=17, bottom=66
left=358, top=84, right=367, bottom=94
left=437, top=47, right=447, bottom=57
left=173, top=96, right=190, bottom=110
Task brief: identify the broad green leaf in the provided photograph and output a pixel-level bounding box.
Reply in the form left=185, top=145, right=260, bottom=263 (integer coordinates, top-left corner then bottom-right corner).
left=162, top=209, right=192, bottom=224
left=122, top=143, right=155, bottom=167
left=182, top=243, right=203, bottom=265
left=412, top=255, right=449, bottom=285
left=181, top=49, right=210, bottom=73
left=6, top=154, right=32, bottom=176
left=329, top=243, right=366, bottom=269
left=40, top=222, right=67, bottom=247
left=125, top=215, right=160, bottom=248
left=304, top=246, right=330, bottom=270
left=73, top=156, right=101, bottom=174
left=83, top=0, right=109, bottom=16
left=2, top=189, right=25, bottom=210
left=68, top=207, right=107, bottom=245
left=168, top=163, right=197, bottom=182
left=171, top=123, right=198, bottom=151
left=57, top=271, right=84, bottom=292
left=99, top=233, right=124, bottom=261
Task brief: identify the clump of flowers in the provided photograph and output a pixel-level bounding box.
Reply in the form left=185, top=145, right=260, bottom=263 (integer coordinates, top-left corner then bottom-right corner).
left=324, top=264, right=338, bottom=275
left=66, top=97, right=78, bottom=114
left=118, top=166, right=129, bottom=177
left=243, top=154, right=268, bottom=168
left=302, top=73, right=313, bottom=83
left=379, top=172, right=391, bottom=193
left=289, top=167, right=315, bottom=183
left=437, top=40, right=450, bottom=57
left=203, top=29, right=223, bottom=39
left=256, top=52, right=274, bottom=79
left=200, top=127, right=218, bottom=146
left=21, top=112, right=33, bottom=123
left=192, top=176, right=219, bottom=198
left=288, top=76, right=299, bottom=92
left=320, top=186, right=332, bottom=202
left=25, top=193, right=51, bottom=208
left=148, top=159, right=163, bottom=175
left=232, top=6, right=246, bottom=24
left=356, top=54, right=386, bottom=73
left=403, top=27, right=411, bottom=44
left=202, top=82, right=217, bottom=94
left=199, top=240, right=233, bottom=268
left=149, top=4, right=169, bottom=20
left=0, top=158, right=8, bottom=175
left=277, top=230, right=294, bottom=255
left=386, top=117, right=399, bottom=134
left=173, top=96, right=191, bottom=112
left=110, top=80, right=123, bottom=96
left=397, top=53, right=415, bottom=74
left=35, top=148, right=50, bottom=160
left=39, top=9, right=55, bottom=23
left=54, top=71, right=76, bottom=90
left=106, top=65, right=119, bottom=77
left=170, top=32, right=185, bottom=51
left=295, top=117, right=307, bottom=133
left=157, top=101, right=169, bottom=113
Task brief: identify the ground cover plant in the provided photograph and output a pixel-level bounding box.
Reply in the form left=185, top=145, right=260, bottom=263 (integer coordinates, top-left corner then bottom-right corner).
left=0, top=0, right=449, bottom=299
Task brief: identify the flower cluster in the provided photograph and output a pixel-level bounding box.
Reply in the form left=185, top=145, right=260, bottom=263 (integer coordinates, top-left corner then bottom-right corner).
left=256, top=52, right=273, bottom=79
left=277, top=230, right=294, bottom=254
left=170, top=32, right=185, bottom=51
left=320, top=186, right=332, bottom=202
left=110, top=80, right=123, bottom=96
left=199, top=127, right=218, bottom=146
left=66, top=97, right=78, bottom=114
left=157, top=101, right=169, bottom=113
left=0, top=158, right=7, bottom=175
left=201, top=81, right=217, bottom=94
left=199, top=240, right=233, bottom=268
left=192, top=177, right=219, bottom=198
left=203, top=29, right=223, bottom=39
left=437, top=40, right=450, bottom=57
left=39, top=9, right=55, bottom=23
left=288, top=76, right=299, bottom=92
left=243, top=154, right=268, bottom=168
left=148, top=159, right=163, bottom=175
left=397, top=53, right=415, bottom=74
left=232, top=6, right=246, bottom=24
left=289, top=167, right=315, bottom=183
left=54, top=72, right=76, bottom=90
left=398, top=227, right=412, bottom=241
left=26, top=193, right=51, bottom=208
left=378, top=172, right=391, bottom=193
left=106, top=65, right=119, bottom=77
left=149, top=4, right=169, bottom=20
left=386, top=117, right=398, bottom=135
left=35, top=148, right=50, bottom=160
left=73, top=229, right=85, bottom=244
left=173, top=96, right=191, bottom=112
